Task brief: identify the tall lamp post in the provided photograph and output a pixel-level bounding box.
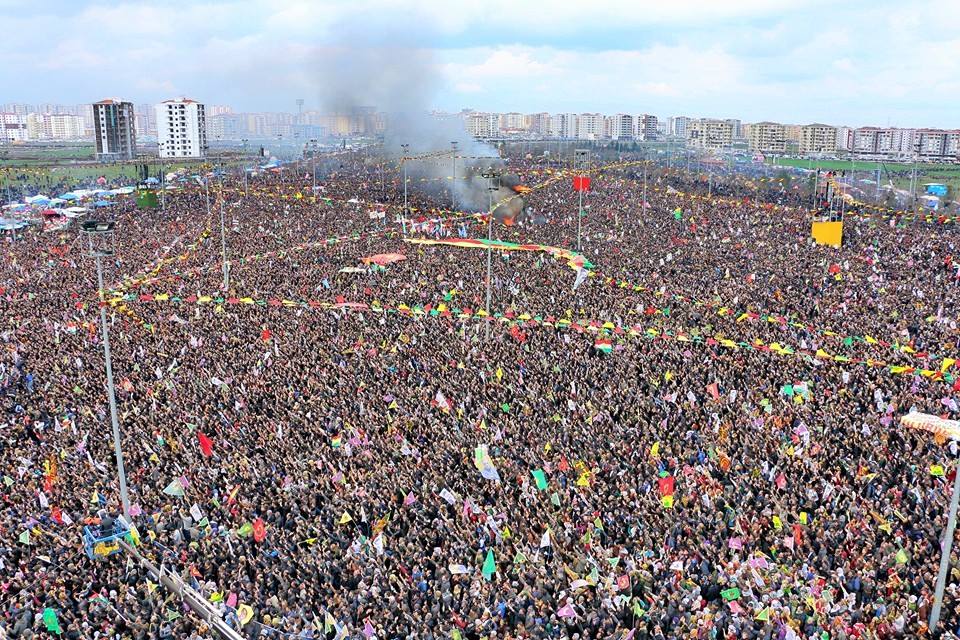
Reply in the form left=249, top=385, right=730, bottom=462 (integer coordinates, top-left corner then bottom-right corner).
left=401, top=143, right=410, bottom=235
left=81, top=220, right=131, bottom=520
left=450, top=141, right=459, bottom=210
left=241, top=138, right=249, bottom=197
left=158, top=142, right=166, bottom=211
left=574, top=148, right=590, bottom=252
left=902, top=413, right=960, bottom=635
left=481, top=168, right=501, bottom=341
left=309, top=138, right=318, bottom=198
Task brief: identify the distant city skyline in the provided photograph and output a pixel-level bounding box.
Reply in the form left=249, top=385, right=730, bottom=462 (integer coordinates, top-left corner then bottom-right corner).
left=1, top=0, right=958, bottom=129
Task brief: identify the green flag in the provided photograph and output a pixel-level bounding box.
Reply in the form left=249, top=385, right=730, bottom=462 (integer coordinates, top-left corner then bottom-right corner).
left=721, top=587, right=741, bottom=601
left=531, top=469, right=548, bottom=491
left=513, top=551, right=527, bottom=565
left=550, top=492, right=560, bottom=507
left=3, top=475, right=13, bottom=487
left=43, top=608, right=62, bottom=635
left=481, top=550, right=496, bottom=580
left=673, top=208, right=682, bottom=221
left=237, top=522, right=254, bottom=537
left=18, top=530, right=30, bottom=545
left=500, top=403, right=510, bottom=413
left=895, top=548, right=909, bottom=564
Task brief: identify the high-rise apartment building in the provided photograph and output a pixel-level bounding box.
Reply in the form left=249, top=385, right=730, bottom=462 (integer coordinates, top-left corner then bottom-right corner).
left=498, top=112, right=526, bottom=132
left=638, top=115, right=659, bottom=141
left=688, top=119, right=734, bottom=149
left=668, top=116, right=691, bottom=138
left=747, top=122, right=786, bottom=153
left=799, top=124, right=837, bottom=155
left=465, top=113, right=499, bottom=138
left=26, top=113, right=87, bottom=140
left=528, top=113, right=550, bottom=136
left=0, top=113, right=28, bottom=141
left=577, top=113, right=604, bottom=140
left=605, top=114, right=634, bottom=140
left=156, top=97, right=207, bottom=158
left=92, top=99, right=137, bottom=160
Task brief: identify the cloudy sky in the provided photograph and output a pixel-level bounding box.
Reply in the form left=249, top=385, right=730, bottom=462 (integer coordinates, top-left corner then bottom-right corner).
left=2, top=0, right=958, bottom=127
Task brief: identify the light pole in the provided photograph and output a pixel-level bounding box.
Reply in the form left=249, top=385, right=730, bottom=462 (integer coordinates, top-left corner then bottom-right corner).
left=241, top=138, right=249, bottom=197
left=900, top=412, right=960, bottom=635
left=81, top=221, right=131, bottom=521
left=219, top=187, right=229, bottom=292
left=158, top=142, right=166, bottom=211
left=401, top=143, right=409, bottom=235
left=481, top=168, right=501, bottom=341
left=309, top=138, right=317, bottom=199
left=574, top=148, right=589, bottom=252
left=451, top=141, right=459, bottom=210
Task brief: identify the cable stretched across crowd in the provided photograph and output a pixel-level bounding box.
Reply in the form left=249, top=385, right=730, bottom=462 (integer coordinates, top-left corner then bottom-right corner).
left=2, top=150, right=960, bottom=640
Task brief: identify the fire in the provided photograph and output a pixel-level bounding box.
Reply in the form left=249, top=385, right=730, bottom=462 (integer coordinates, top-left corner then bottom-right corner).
left=512, top=185, right=532, bottom=194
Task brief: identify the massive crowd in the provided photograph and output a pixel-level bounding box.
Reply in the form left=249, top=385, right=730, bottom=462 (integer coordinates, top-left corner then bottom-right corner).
left=1, top=148, right=960, bottom=640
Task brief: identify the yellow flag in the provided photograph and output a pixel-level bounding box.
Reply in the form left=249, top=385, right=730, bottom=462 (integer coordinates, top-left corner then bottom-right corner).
left=502, top=526, right=512, bottom=539
left=496, top=367, right=503, bottom=382
left=388, top=400, right=399, bottom=410
left=799, top=512, right=808, bottom=525
left=772, top=515, right=783, bottom=530
left=942, top=358, right=957, bottom=373
left=650, top=441, right=660, bottom=458
left=339, top=511, right=353, bottom=525
left=664, top=371, right=674, bottom=382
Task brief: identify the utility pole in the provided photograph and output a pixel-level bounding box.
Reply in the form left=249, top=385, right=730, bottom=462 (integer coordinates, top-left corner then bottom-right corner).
left=481, top=168, right=501, bottom=341
left=218, top=176, right=229, bottom=292
left=310, top=138, right=317, bottom=201
left=81, top=221, right=130, bottom=521
left=642, top=156, right=648, bottom=221
left=401, top=144, right=409, bottom=235
left=159, top=143, right=165, bottom=211
left=574, top=149, right=589, bottom=252
left=241, top=138, right=249, bottom=197
left=451, top=141, right=459, bottom=210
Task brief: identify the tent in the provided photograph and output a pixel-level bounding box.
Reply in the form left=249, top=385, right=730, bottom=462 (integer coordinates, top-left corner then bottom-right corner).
left=25, top=195, right=50, bottom=205
left=0, top=218, right=28, bottom=231
left=58, top=193, right=79, bottom=201
left=93, top=200, right=115, bottom=208
left=41, top=209, right=63, bottom=217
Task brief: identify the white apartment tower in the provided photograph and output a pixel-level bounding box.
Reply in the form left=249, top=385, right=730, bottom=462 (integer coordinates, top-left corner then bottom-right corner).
left=156, top=97, right=207, bottom=158
left=605, top=114, right=634, bottom=140
left=577, top=113, right=604, bottom=140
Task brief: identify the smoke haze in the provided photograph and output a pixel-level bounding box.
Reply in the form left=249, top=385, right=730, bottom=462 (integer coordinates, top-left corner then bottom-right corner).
left=313, top=25, right=522, bottom=216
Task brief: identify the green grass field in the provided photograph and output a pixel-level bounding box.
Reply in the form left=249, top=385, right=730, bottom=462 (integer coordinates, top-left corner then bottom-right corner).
left=768, top=156, right=960, bottom=174
left=768, top=157, right=960, bottom=201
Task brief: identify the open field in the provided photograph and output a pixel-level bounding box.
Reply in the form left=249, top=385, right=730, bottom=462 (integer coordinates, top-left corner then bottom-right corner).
left=768, top=157, right=960, bottom=201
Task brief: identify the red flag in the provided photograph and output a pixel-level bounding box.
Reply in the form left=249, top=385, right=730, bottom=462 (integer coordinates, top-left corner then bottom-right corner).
left=706, top=383, right=720, bottom=402
left=657, top=475, right=675, bottom=497
left=252, top=517, right=267, bottom=543
left=51, top=506, right=63, bottom=525
left=572, top=176, right=591, bottom=192
left=261, top=328, right=272, bottom=342
left=198, top=432, right=213, bottom=457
